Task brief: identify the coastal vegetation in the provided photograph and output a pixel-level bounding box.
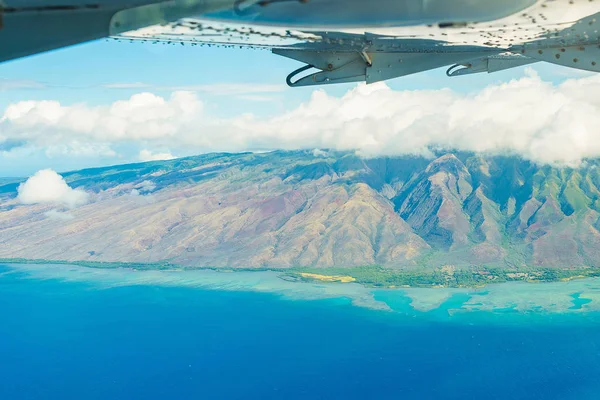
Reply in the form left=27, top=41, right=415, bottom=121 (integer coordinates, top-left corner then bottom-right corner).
left=3, top=258, right=600, bottom=289
left=287, top=265, right=600, bottom=288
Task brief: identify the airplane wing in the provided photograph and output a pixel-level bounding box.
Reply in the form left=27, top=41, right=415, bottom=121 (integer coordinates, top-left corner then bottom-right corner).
left=0, top=1, right=236, bottom=62
left=3, top=0, right=600, bottom=87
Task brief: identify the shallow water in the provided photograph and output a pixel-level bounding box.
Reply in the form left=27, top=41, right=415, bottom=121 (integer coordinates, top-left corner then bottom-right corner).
left=2, top=263, right=600, bottom=399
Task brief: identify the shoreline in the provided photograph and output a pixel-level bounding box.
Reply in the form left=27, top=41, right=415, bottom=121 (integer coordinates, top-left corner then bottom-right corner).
left=2, top=257, right=600, bottom=289
left=3, top=261, right=600, bottom=315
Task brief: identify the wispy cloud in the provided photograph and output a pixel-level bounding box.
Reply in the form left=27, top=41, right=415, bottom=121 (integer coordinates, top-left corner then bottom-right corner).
left=170, top=83, right=286, bottom=95
left=236, top=94, right=279, bottom=102
left=0, top=79, right=285, bottom=95
left=0, top=79, right=46, bottom=91
left=101, top=82, right=152, bottom=89
left=100, top=82, right=286, bottom=95
left=45, top=210, right=75, bottom=221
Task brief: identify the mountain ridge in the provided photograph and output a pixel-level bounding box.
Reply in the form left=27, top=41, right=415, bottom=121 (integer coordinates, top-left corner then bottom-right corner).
left=2, top=150, right=600, bottom=271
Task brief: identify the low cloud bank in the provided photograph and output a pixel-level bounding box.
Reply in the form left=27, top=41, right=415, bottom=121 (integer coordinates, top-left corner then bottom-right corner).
left=3, top=69, right=600, bottom=166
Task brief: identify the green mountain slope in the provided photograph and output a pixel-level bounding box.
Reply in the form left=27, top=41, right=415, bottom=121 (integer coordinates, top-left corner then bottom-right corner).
left=2, top=150, right=600, bottom=271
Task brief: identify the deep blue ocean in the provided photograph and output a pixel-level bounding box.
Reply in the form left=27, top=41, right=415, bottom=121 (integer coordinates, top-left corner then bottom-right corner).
left=2, top=265, right=600, bottom=400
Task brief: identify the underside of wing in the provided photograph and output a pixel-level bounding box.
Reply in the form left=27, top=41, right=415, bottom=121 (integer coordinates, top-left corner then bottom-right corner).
left=113, top=0, right=600, bottom=86
left=0, top=0, right=232, bottom=63
left=3, top=0, right=600, bottom=87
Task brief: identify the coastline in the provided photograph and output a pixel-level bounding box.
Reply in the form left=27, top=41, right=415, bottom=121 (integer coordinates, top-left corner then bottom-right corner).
left=3, top=261, right=600, bottom=316
left=2, top=257, right=600, bottom=289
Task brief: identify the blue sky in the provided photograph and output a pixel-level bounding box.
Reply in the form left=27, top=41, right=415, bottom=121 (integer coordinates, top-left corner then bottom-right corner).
left=0, top=38, right=593, bottom=176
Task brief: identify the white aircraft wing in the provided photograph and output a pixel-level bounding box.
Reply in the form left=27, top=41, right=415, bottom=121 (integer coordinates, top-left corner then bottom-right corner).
left=3, top=0, right=600, bottom=87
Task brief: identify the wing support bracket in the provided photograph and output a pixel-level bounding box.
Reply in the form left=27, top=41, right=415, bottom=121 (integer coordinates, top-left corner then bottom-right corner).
left=446, top=54, right=537, bottom=77
left=274, top=48, right=367, bottom=87
left=286, top=64, right=316, bottom=86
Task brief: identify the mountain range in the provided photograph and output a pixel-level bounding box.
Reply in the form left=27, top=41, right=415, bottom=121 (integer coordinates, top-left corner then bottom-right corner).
left=2, top=150, right=600, bottom=270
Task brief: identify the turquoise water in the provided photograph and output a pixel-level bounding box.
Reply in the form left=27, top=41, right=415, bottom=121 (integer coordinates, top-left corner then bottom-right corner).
left=2, top=264, right=600, bottom=399
left=570, top=292, right=594, bottom=310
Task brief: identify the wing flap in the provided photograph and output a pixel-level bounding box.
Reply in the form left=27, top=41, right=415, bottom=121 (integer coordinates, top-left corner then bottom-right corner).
left=366, top=51, right=499, bottom=83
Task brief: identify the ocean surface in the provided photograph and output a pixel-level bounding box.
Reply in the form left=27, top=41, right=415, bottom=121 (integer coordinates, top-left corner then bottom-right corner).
left=2, top=263, right=600, bottom=400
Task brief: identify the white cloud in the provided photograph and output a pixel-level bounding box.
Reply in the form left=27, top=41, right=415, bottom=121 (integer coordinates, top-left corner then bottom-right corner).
left=44, top=210, right=75, bottom=221
left=312, top=148, right=329, bottom=157
left=18, top=169, right=89, bottom=209
left=5, top=70, right=600, bottom=165
left=1, top=91, right=201, bottom=143
left=137, top=180, right=157, bottom=192
left=138, top=149, right=175, bottom=161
